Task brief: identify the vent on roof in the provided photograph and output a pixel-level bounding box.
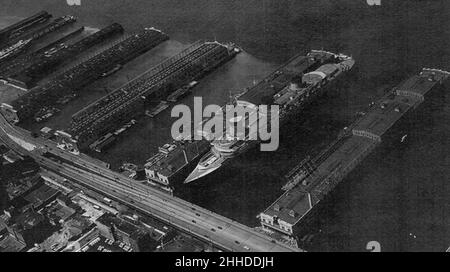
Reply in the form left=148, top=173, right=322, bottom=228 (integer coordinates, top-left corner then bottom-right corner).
left=274, top=204, right=280, bottom=212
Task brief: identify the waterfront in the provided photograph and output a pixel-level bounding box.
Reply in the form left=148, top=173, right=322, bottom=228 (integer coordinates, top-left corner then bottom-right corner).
left=0, top=0, right=449, bottom=251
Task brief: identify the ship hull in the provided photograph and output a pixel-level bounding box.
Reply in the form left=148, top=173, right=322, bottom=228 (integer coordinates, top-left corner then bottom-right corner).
left=185, top=51, right=355, bottom=183
left=184, top=152, right=227, bottom=184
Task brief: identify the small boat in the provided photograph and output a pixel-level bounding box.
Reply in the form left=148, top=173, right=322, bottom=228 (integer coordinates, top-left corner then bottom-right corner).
left=113, top=119, right=137, bottom=136
left=101, top=64, right=122, bottom=77
left=187, top=81, right=198, bottom=89
left=145, top=101, right=169, bottom=118
left=89, top=133, right=116, bottom=153
left=167, top=87, right=191, bottom=102
left=400, top=134, right=408, bottom=143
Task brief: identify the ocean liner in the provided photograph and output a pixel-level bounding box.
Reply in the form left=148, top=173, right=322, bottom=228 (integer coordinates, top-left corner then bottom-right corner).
left=185, top=50, right=355, bottom=183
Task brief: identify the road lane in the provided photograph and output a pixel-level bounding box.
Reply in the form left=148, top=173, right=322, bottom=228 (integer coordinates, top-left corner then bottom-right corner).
left=0, top=112, right=301, bottom=252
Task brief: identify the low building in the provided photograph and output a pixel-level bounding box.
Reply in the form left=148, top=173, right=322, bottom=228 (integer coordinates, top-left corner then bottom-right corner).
left=0, top=156, right=40, bottom=181
left=39, top=127, right=54, bottom=139
left=1, top=156, right=41, bottom=204
left=95, top=214, right=115, bottom=242
left=144, top=140, right=210, bottom=188
left=260, top=68, right=450, bottom=239
left=62, top=227, right=99, bottom=252
left=259, top=189, right=312, bottom=236
left=0, top=220, right=26, bottom=252
left=95, top=213, right=157, bottom=252
left=2, top=150, right=23, bottom=164
left=24, top=184, right=60, bottom=210
left=44, top=197, right=78, bottom=225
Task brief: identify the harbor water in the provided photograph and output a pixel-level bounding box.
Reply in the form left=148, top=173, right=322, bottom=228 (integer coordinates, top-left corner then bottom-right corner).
left=0, top=0, right=449, bottom=251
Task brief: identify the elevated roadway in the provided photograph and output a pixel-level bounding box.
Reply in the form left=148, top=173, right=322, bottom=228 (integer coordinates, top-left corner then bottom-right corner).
left=0, top=112, right=301, bottom=252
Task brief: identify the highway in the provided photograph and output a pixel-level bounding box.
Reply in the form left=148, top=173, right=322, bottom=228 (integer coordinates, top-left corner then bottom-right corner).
left=0, top=112, right=301, bottom=252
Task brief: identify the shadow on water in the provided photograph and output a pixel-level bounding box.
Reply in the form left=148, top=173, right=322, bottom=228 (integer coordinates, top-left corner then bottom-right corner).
left=304, top=85, right=450, bottom=252
left=177, top=78, right=352, bottom=226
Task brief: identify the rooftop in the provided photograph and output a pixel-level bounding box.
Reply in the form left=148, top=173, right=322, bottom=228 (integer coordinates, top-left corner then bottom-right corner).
left=352, top=93, right=416, bottom=139
left=0, top=233, right=26, bottom=252
left=0, top=156, right=40, bottom=180
left=396, top=69, right=449, bottom=97
left=263, top=68, right=449, bottom=227
left=97, top=213, right=146, bottom=240
left=238, top=51, right=337, bottom=106
left=263, top=189, right=312, bottom=226
left=353, top=68, right=447, bottom=138
left=24, top=184, right=60, bottom=209
left=237, top=55, right=313, bottom=106
left=145, top=141, right=210, bottom=178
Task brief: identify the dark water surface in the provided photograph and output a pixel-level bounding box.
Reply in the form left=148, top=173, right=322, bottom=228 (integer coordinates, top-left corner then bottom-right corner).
left=1, top=0, right=449, bottom=251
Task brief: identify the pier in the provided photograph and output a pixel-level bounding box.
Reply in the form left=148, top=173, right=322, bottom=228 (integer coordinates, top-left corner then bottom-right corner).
left=68, top=41, right=239, bottom=149
left=0, top=27, right=84, bottom=79
left=259, top=68, right=449, bottom=238
left=1, top=27, right=169, bottom=124
left=0, top=11, right=51, bottom=46
left=7, top=22, right=121, bottom=89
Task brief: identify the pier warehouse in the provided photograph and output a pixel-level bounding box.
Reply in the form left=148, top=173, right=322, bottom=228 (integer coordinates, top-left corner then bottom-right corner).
left=259, top=68, right=449, bottom=238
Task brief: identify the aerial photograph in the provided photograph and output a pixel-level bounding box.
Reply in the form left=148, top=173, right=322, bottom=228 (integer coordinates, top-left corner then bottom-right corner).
left=0, top=0, right=449, bottom=259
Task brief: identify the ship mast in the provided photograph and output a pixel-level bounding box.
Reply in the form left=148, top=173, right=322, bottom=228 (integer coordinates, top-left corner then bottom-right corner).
left=228, top=90, right=235, bottom=105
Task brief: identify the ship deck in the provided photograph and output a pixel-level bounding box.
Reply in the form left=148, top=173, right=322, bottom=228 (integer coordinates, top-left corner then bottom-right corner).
left=237, top=54, right=313, bottom=106
left=145, top=140, right=210, bottom=180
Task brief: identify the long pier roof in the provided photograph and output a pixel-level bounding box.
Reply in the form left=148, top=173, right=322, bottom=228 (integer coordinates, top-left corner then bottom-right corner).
left=262, top=68, right=449, bottom=227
